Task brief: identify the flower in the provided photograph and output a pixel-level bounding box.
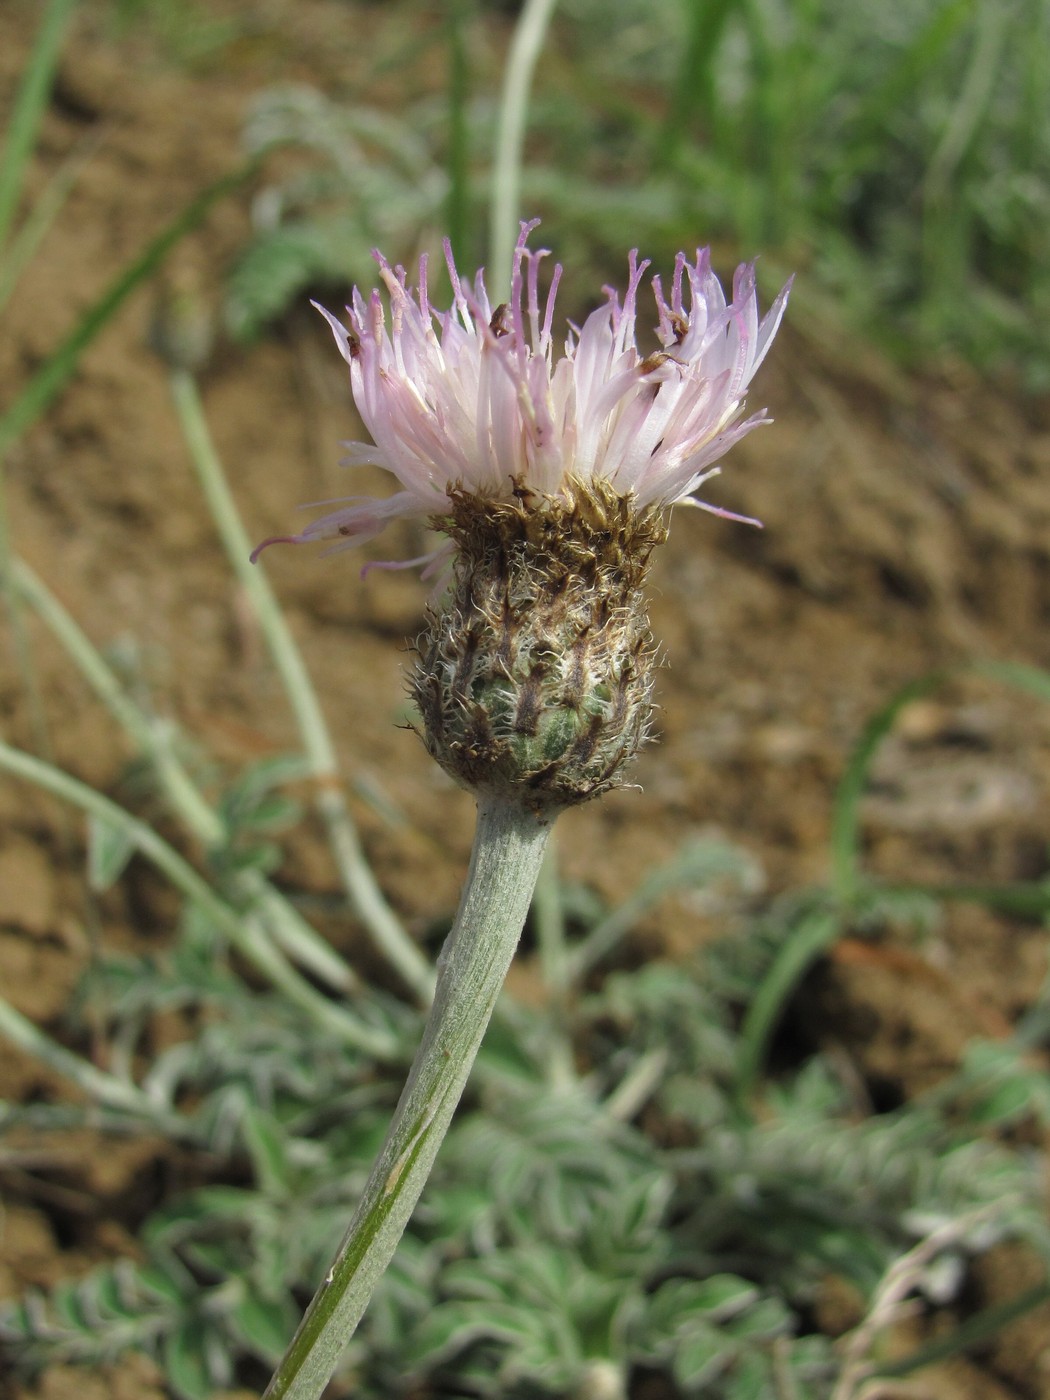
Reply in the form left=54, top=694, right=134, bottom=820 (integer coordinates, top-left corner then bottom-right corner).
left=252, top=220, right=791, bottom=572
left=257, top=223, right=791, bottom=810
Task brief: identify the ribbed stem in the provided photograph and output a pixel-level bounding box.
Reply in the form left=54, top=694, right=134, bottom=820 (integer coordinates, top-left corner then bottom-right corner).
left=263, top=795, right=554, bottom=1400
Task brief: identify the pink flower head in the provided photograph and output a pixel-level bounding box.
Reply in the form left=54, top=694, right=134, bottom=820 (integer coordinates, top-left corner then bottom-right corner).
left=252, top=221, right=791, bottom=571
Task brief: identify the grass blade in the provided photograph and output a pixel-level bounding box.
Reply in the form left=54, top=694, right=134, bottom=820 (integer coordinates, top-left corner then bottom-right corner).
left=970, top=658, right=1050, bottom=705
left=879, top=880, right=1050, bottom=920
left=445, top=0, right=472, bottom=265
left=830, top=671, right=950, bottom=904
left=0, top=159, right=258, bottom=457
left=0, top=0, right=78, bottom=253
left=0, top=126, right=105, bottom=318
left=735, top=904, right=840, bottom=1102
left=873, top=1280, right=1050, bottom=1380
left=832, top=660, right=1050, bottom=903
left=660, top=0, right=737, bottom=163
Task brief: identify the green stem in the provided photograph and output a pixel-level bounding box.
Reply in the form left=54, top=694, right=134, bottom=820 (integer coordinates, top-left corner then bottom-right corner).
left=12, top=558, right=222, bottom=838
left=604, top=1047, right=667, bottom=1122
left=0, top=742, right=396, bottom=1059
left=169, top=369, right=434, bottom=1003
left=532, top=831, right=576, bottom=1087
left=488, top=0, right=560, bottom=290
left=0, top=125, right=105, bottom=319
left=445, top=0, right=471, bottom=263
left=0, top=453, right=52, bottom=762
left=0, top=0, right=78, bottom=253
left=263, top=795, right=554, bottom=1400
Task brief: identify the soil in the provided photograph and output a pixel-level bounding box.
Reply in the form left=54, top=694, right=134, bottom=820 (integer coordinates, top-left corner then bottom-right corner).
left=1, top=3, right=1049, bottom=1398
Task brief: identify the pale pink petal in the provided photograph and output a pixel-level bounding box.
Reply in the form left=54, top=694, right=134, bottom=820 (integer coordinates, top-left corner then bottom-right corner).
left=257, top=225, right=791, bottom=572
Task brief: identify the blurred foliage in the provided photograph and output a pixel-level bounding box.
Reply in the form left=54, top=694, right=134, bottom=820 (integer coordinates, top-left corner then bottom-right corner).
left=546, top=0, right=1050, bottom=382
left=212, top=0, right=1050, bottom=385
left=3, top=3, right=1050, bottom=1397
left=225, top=87, right=450, bottom=340
left=3, top=729, right=1050, bottom=1397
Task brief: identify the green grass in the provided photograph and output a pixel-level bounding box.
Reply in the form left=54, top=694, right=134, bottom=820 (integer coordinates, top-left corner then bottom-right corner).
left=218, top=0, right=1050, bottom=382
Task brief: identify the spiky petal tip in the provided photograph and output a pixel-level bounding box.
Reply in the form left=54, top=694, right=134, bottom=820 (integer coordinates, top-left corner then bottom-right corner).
left=255, top=220, right=791, bottom=569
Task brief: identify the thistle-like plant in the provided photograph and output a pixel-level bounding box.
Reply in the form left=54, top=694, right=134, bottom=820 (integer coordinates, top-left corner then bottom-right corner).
left=258, top=222, right=791, bottom=808
left=254, top=218, right=791, bottom=1398
left=5, top=6, right=1047, bottom=1400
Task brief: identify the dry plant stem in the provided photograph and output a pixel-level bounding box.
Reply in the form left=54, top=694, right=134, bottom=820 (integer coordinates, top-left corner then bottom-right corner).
left=169, top=369, right=434, bottom=1002
left=263, top=795, right=554, bottom=1400
left=831, top=1204, right=1004, bottom=1400
left=11, top=557, right=359, bottom=997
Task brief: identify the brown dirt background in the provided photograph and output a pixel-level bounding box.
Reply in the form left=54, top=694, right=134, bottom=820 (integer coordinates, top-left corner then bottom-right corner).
left=1, top=1, right=1049, bottom=1396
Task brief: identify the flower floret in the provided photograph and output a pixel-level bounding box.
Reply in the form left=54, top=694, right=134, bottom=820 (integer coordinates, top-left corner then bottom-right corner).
left=255, top=222, right=791, bottom=569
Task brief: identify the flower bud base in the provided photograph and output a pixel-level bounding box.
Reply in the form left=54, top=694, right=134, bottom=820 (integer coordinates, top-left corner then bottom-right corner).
left=413, top=479, right=666, bottom=812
